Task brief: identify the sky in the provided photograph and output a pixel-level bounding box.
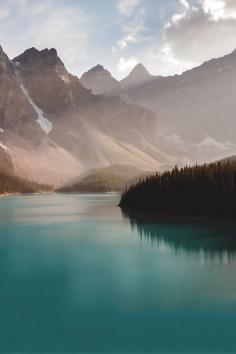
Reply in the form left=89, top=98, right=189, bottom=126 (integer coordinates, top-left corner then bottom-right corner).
left=0, top=0, right=236, bottom=79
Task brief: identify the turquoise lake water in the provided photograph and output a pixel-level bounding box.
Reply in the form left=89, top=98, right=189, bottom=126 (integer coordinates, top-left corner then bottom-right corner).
left=0, top=193, right=236, bottom=353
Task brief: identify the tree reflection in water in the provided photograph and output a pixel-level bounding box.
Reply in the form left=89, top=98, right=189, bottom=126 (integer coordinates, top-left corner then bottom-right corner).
left=122, top=210, right=236, bottom=264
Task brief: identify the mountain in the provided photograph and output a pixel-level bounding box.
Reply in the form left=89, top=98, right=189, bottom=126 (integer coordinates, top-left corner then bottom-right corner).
left=0, top=46, right=43, bottom=141
left=16, top=48, right=179, bottom=173
left=121, top=63, right=155, bottom=89
left=58, top=164, right=145, bottom=193
left=0, top=45, right=176, bottom=186
left=80, top=65, right=121, bottom=96
left=80, top=63, right=155, bottom=98
left=1, top=44, right=235, bottom=188
left=13, top=47, right=91, bottom=122
left=0, top=142, right=52, bottom=194
left=120, top=50, right=236, bottom=143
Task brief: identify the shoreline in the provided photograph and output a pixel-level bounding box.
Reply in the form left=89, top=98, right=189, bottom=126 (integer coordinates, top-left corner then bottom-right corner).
left=0, top=191, right=55, bottom=197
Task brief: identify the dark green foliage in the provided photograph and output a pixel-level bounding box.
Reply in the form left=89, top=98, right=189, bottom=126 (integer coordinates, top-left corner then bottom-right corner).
left=119, top=162, right=236, bottom=219
left=0, top=172, right=52, bottom=194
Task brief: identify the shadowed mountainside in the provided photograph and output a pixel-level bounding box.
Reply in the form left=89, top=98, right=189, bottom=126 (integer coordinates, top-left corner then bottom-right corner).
left=120, top=50, right=236, bottom=143
left=0, top=146, right=52, bottom=194
left=82, top=51, right=236, bottom=144
left=1, top=44, right=236, bottom=187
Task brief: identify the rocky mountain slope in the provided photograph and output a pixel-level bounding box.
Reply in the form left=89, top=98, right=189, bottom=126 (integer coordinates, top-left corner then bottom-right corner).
left=0, top=45, right=174, bottom=185
left=79, top=56, right=236, bottom=165
left=0, top=46, right=42, bottom=141
left=120, top=50, right=236, bottom=144
left=0, top=141, right=52, bottom=194
left=1, top=44, right=235, bottom=187
left=81, top=52, right=236, bottom=145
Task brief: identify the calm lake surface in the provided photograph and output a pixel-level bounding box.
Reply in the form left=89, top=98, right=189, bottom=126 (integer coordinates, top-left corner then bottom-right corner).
left=0, top=193, right=236, bottom=353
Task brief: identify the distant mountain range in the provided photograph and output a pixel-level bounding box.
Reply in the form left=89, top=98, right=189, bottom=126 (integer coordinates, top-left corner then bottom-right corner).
left=0, top=45, right=170, bottom=185
left=0, top=44, right=235, bottom=188
left=82, top=50, right=236, bottom=144
left=80, top=62, right=156, bottom=96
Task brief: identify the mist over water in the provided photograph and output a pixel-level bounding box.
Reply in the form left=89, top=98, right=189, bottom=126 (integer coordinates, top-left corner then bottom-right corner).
left=0, top=193, right=236, bottom=353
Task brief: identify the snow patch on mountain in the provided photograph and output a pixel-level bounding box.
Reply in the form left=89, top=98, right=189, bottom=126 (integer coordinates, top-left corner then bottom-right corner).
left=14, top=62, right=53, bottom=134
left=0, top=142, right=8, bottom=151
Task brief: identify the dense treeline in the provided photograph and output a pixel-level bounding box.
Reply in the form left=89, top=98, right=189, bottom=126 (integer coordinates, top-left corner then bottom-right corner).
left=119, top=162, right=236, bottom=219
left=0, top=172, right=52, bottom=195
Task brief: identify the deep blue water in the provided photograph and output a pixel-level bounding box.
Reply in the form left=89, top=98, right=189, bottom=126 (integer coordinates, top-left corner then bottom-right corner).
left=0, top=193, right=236, bottom=353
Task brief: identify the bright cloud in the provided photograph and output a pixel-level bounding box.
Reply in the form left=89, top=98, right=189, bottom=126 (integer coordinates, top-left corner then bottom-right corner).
left=117, top=56, right=138, bottom=72
left=1, top=0, right=236, bottom=79
left=0, top=0, right=90, bottom=74
left=117, top=0, right=140, bottom=16
left=146, top=0, right=236, bottom=76
left=0, top=7, right=9, bottom=19
left=117, top=19, right=146, bottom=49
left=202, top=0, right=236, bottom=20
left=180, top=0, right=190, bottom=10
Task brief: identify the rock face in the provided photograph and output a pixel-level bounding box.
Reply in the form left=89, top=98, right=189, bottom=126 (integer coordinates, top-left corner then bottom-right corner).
left=0, top=46, right=42, bottom=141
left=12, top=48, right=168, bottom=171
left=13, top=48, right=90, bottom=118
left=0, top=45, right=174, bottom=185
left=120, top=50, right=236, bottom=143
left=80, top=65, right=121, bottom=96
left=1, top=44, right=235, bottom=186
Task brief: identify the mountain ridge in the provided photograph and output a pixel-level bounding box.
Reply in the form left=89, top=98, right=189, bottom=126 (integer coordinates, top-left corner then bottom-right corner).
left=0, top=44, right=236, bottom=187
left=0, top=45, right=171, bottom=185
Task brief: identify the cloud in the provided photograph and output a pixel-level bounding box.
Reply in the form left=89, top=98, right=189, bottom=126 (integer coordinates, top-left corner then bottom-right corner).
left=146, top=0, right=236, bottom=76
left=179, top=0, right=190, bottom=10
left=0, top=7, right=9, bottom=19
left=117, top=19, right=147, bottom=49
left=117, top=0, right=140, bottom=16
left=0, top=0, right=90, bottom=74
left=117, top=56, right=138, bottom=72
left=202, top=0, right=236, bottom=20
left=1, top=0, right=236, bottom=79
left=31, top=5, right=88, bottom=68
left=114, top=5, right=149, bottom=56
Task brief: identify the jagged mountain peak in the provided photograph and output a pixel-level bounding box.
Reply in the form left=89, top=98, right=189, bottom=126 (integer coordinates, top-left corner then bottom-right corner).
left=121, top=63, right=154, bottom=89
left=89, top=64, right=104, bottom=72
left=13, top=47, right=61, bottom=69
left=131, top=63, right=150, bottom=76
left=82, top=64, right=112, bottom=77
left=10, top=46, right=91, bottom=118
